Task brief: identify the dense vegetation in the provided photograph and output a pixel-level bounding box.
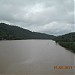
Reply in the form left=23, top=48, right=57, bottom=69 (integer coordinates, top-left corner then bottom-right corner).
left=0, top=23, right=55, bottom=40
left=58, top=42, right=75, bottom=53
left=54, top=32, right=75, bottom=42
left=54, top=32, right=75, bottom=53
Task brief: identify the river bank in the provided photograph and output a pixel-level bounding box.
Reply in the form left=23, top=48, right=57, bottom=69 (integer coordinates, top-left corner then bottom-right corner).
left=57, top=42, right=75, bottom=53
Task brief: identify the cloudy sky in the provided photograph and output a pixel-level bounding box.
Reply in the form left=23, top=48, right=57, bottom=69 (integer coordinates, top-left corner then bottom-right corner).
left=0, top=0, right=74, bottom=35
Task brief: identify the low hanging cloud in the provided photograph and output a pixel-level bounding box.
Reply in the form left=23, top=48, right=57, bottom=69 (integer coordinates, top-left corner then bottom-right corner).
left=0, top=0, right=74, bottom=35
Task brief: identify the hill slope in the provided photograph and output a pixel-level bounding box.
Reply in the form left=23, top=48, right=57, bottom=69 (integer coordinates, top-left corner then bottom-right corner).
left=0, top=23, right=55, bottom=40
left=54, top=32, right=75, bottom=53
left=55, top=32, right=75, bottom=42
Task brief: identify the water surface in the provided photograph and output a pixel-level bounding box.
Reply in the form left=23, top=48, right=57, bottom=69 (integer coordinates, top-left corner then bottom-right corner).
left=0, top=40, right=75, bottom=75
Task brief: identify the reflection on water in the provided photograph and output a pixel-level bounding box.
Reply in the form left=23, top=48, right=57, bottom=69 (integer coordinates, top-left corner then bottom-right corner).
left=0, top=40, right=75, bottom=75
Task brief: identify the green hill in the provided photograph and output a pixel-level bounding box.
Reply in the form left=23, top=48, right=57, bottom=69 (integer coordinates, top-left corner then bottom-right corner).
left=55, top=32, right=75, bottom=42
left=54, top=32, right=75, bottom=53
left=0, top=23, right=55, bottom=40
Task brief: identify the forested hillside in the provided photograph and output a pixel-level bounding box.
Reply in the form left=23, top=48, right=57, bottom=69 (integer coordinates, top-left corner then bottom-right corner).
left=55, top=32, right=75, bottom=42
left=54, top=32, right=75, bottom=53
left=0, top=23, right=55, bottom=40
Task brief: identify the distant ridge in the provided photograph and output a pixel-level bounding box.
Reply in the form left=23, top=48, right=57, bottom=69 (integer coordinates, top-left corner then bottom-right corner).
left=55, top=32, right=75, bottom=42
left=0, top=23, right=55, bottom=40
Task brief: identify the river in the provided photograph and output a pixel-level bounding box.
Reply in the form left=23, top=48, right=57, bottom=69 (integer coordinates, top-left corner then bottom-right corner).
left=0, top=40, right=75, bottom=75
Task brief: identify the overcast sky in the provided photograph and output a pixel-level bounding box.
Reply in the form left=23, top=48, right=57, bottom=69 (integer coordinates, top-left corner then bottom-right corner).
left=0, top=0, right=75, bottom=35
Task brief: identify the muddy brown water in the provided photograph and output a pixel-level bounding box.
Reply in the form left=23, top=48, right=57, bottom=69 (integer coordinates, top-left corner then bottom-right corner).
left=0, top=40, right=75, bottom=75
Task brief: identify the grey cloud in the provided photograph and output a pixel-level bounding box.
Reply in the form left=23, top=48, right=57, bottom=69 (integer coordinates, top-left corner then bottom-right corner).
left=0, top=0, right=74, bottom=35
